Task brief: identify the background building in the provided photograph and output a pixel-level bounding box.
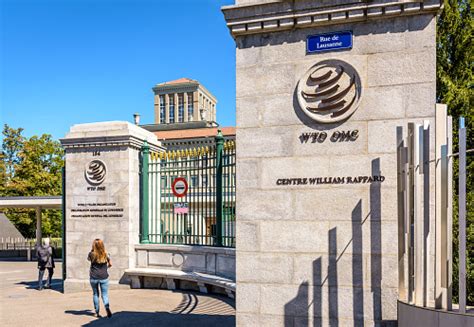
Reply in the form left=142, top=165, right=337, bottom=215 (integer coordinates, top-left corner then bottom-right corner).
left=143, top=78, right=235, bottom=150
left=152, top=77, right=217, bottom=125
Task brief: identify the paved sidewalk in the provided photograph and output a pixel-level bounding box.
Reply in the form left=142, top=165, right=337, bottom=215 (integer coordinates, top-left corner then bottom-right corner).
left=0, top=261, right=235, bottom=326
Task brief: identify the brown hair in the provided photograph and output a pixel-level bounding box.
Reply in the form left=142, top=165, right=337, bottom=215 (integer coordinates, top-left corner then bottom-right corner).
left=91, top=239, right=107, bottom=264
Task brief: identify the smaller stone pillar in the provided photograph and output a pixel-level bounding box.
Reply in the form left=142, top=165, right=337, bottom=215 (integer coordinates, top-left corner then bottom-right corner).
left=60, top=121, right=164, bottom=292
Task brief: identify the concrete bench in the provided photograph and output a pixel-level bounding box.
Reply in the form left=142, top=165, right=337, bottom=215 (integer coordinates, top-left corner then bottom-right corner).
left=125, top=268, right=235, bottom=298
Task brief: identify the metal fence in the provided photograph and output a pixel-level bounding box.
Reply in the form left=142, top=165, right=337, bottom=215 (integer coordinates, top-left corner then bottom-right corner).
left=139, top=131, right=236, bottom=247
left=397, top=104, right=471, bottom=312
left=0, top=237, right=62, bottom=259
left=0, top=237, right=62, bottom=250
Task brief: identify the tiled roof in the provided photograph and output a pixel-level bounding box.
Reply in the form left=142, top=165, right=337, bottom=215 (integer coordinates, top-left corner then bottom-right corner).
left=157, top=78, right=198, bottom=86
left=154, top=127, right=236, bottom=140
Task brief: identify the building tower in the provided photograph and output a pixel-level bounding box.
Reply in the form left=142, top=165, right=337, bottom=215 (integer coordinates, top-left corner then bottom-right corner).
left=152, top=78, right=217, bottom=125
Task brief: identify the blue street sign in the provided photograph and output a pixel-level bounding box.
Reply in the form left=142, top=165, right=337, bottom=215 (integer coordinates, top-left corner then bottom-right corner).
left=307, top=31, right=353, bottom=53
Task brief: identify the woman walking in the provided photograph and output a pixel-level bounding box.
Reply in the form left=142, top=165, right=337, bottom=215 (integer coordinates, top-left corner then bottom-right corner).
left=88, top=239, right=113, bottom=318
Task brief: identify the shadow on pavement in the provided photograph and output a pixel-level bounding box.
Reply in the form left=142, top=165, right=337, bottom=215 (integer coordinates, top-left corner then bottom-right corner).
left=64, top=309, right=95, bottom=317
left=80, top=311, right=235, bottom=327
left=16, top=278, right=63, bottom=293
left=65, top=291, right=235, bottom=326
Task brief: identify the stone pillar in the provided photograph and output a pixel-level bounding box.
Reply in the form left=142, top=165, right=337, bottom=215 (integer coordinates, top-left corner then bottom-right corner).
left=184, top=92, right=189, bottom=122
left=165, top=94, right=170, bottom=124
left=60, top=122, right=163, bottom=292
left=174, top=93, right=179, bottom=123
left=223, top=0, right=441, bottom=325
left=154, top=93, right=160, bottom=124
left=195, top=91, right=201, bottom=121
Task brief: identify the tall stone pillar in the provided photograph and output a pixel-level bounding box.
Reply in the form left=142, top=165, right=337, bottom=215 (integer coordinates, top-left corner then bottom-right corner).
left=60, top=122, right=163, bottom=292
left=223, top=0, right=441, bottom=325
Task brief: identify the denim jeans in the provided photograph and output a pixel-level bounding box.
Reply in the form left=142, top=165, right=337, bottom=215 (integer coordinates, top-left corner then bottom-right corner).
left=38, top=267, right=53, bottom=289
left=90, top=278, right=109, bottom=314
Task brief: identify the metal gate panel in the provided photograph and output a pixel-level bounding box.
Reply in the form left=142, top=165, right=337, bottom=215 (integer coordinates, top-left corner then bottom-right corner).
left=140, top=132, right=235, bottom=247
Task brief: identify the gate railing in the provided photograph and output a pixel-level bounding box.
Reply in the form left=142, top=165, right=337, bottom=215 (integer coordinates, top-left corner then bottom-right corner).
left=139, top=130, right=235, bottom=247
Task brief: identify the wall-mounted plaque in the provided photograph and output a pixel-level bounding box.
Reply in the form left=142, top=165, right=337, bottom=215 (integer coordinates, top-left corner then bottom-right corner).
left=296, top=59, right=362, bottom=124
left=307, top=31, right=353, bottom=53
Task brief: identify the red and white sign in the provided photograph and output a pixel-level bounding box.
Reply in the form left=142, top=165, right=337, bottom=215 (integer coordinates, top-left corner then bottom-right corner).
left=172, top=177, right=188, bottom=198
left=174, top=202, right=189, bottom=214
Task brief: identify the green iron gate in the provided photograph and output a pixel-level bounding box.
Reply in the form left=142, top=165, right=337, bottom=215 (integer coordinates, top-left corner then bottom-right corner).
left=139, top=131, right=235, bottom=247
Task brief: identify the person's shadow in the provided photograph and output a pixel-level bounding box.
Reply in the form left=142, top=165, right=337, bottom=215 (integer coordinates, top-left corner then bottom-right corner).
left=64, top=309, right=95, bottom=317
left=65, top=291, right=235, bottom=326
left=16, top=278, right=63, bottom=293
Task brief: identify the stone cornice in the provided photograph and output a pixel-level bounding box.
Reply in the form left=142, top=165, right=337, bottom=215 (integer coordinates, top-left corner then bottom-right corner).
left=152, top=83, right=217, bottom=103
left=60, top=135, right=165, bottom=152
left=222, top=0, right=442, bottom=37
left=152, top=83, right=198, bottom=95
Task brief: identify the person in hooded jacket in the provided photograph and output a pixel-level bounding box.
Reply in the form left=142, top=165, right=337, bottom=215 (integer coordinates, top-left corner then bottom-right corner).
left=36, top=238, right=55, bottom=290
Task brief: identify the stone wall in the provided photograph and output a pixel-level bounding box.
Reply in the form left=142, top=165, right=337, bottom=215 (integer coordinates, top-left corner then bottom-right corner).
left=135, top=244, right=236, bottom=280
left=223, top=1, right=440, bottom=325
left=60, top=122, right=163, bottom=292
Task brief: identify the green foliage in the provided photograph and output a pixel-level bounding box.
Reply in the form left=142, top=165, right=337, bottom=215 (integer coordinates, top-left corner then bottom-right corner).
left=437, top=0, right=474, bottom=305
left=0, top=124, right=64, bottom=238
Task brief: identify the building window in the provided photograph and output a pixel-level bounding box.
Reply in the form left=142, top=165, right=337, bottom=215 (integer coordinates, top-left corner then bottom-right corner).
left=161, top=176, right=167, bottom=188
left=169, top=95, right=175, bottom=123
left=202, top=175, right=208, bottom=187
left=187, top=93, right=193, bottom=120
left=159, top=95, right=166, bottom=124
left=178, top=93, right=184, bottom=123
left=191, top=175, right=199, bottom=187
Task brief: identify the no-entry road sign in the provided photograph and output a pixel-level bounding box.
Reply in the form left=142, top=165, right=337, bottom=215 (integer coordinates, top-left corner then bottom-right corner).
left=172, top=177, right=188, bottom=198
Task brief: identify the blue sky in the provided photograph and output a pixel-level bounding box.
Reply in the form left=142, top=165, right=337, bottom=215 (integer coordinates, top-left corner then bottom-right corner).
left=0, top=0, right=236, bottom=140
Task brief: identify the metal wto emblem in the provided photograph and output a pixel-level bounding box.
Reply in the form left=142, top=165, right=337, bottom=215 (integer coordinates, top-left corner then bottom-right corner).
left=297, top=59, right=362, bottom=123
left=84, top=160, right=107, bottom=185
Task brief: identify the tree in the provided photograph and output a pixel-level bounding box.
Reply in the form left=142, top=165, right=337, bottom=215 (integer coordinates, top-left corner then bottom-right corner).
left=0, top=124, right=64, bottom=238
left=436, top=0, right=473, bottom=305
left=1, top=125, right=24, bottom=179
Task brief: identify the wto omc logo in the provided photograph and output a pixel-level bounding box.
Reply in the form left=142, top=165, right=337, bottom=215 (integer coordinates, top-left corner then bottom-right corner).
left=84, top=160, right=107, bottom=186
left=297, top=59, right=362, bottom=124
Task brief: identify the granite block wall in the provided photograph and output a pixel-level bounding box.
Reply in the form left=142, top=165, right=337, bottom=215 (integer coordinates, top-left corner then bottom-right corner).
left=224, top=1, right=439, bottom=325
